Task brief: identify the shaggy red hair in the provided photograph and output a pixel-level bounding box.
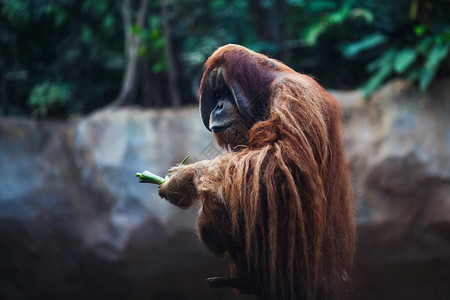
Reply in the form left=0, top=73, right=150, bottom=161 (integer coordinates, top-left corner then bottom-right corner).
left=161, top=45, right=355, bottom=300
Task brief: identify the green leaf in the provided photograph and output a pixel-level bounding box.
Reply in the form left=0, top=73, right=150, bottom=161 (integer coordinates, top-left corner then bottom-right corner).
left=442, top=30, right=450, bottom=42
left=327, top=4, right=351, bottom=24
left=138, top=45, right=147, bottom=57
left=152, top=61, right=166, bottom=73
left=54, top=11, right=67, bottom=27
left=342, top=33, right=387, bottom=58
left=393, top=48, right=417, bottom=74
left=363, top=50, right=395, bottom=98
left=131, top=24, right=141, bottom=35
left=81, top=25, right=93, bottom=45
left=309, top=0, right=338, bottom=11
left=407, top=69, right=420, bottom=81
left=419, top=68, right=434, bottom=92
left=288, top=0, right=307, bottom=8
left=416, top=36, right=434, bottom=54
left=180, top=155, right=190, bottom=165
left=414, top=25, right=426, bottom=37
left=420, top=44, right=449, bottom=91
left=349, top=8, right=374, bottom=23
left=150, top=28, right=161, bottom=39
left=363, top=65, right=392, bottom=98
left=28, top=81, right=73, bottom=117
left=304, top=2, right=351, bottom=46
left=304, top=23, right=326, bottom=46
left=102, top=14, right=115, bottom=35
left=425, top=44, right=449, bottom=70
left=366, top=49, right=395, bottom=72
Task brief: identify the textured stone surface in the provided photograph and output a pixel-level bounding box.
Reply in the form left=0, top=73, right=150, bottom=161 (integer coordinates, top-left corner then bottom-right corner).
left=337, top=79, right=450, bottom=299
left=0, top=108, right=237, bottom=300
left=0, top=80, right=449, bottom=299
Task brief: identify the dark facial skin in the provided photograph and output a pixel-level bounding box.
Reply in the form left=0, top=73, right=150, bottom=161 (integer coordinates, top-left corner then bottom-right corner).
left=209, top=87, right=249, bottom=150
left=209, top=87, right=235, bottom=132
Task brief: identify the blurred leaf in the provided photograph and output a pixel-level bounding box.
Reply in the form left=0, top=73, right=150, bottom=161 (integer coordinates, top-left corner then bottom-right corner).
left=414, top=25, right=426, bottom=37
left=327, top=3, right=351, bottom=24
left=416, top=36, right=434, bottom=54
left=425, top=44, right=450, bottom=69
left=28, top=81, right=73, bottom=117
left=149, top=15, right=160, bottom=29
left=138, top=45, right=147, bottom=57
left=342, top=33, right=387, bottom=58
left=150, top=28, right=161, bottom=40
left=304, top=2, right=352, bottom=46
left=209, top=0, right=226, bottom=10
left=1, top=1, right=30, bottom=25
left=102, top=14, right=115, bottom=35
left=304, top=23, right=327, bottom=46
left=81, top=25, right=94, bottom=45
left=407, top=69, right=420, bottom=81
left=425, top=43, right=449, bottom=70
left=132, top=24, right=141, bottom=35
left=363, top=50, right=396, bottom=98
left=152, top=61, right=166, bottom=73
left=393, top=48, right=417, bottom=73
left=286, top=0, right=307, bottom=7
left=55, top=11, right=68, bottom=27
left=260, top=0, right=276, bottom=9
left=367, top=49, right=395, bottom=72
left=350, top=8, right=374, bottom=23
left=420, top=43, right=449, bottom=91
left=363, top=65, right=392, bottom=98
left=419, top=68, right=434, bottom=91
left=442, top=30, right=450, bottom=42
left=309, top=0, right=338, bottom=11
left=82, top=0, right=108, bottom=15
left=152, top=35, right=164, bottom=50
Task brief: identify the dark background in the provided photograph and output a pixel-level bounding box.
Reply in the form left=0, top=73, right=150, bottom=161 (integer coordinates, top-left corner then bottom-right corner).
left=1, top=0, right=449, bottom=117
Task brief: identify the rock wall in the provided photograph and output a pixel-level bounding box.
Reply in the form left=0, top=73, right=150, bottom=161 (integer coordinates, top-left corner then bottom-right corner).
left=340, top=80, right=450, bottom=299
left=0, top=108, right=236, bottom=300
left=0, top=80, right=449, bottom=299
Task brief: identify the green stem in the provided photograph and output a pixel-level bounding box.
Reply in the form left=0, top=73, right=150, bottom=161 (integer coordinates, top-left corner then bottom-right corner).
left=135, top=171, right=166, bottom=185
left=180, top=155, right=190, bottom=165
left=136, top=154, right=189, bottom=187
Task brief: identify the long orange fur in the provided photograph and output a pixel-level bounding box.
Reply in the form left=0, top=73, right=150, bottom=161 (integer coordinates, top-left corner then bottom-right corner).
left=159, top=45, right=355, bottom=300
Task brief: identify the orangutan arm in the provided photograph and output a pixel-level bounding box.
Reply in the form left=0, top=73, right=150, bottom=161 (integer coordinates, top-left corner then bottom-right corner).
left=158, top=160, right=211, bottom=208
left=158, top=156, right=231, bottom=256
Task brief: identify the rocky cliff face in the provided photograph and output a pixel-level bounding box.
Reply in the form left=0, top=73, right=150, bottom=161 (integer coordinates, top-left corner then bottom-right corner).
left=0, top=80, right=449, bottom=300
left=340, top=80, right=450, bottom=299
left=0, top=108, right=235, bottom=300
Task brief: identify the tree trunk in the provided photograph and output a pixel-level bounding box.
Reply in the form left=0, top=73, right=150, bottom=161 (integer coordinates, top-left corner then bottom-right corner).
left=161, top=2, right=181, bottom=107
left=113, top=0, right=149, bottom=106
left=141, top=58, right=163, bottom=107
left=249, top=0, right=286, bottom=60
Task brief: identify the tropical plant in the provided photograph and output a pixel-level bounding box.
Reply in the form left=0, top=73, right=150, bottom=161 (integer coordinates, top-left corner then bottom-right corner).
left=339, top=0, right=450, bottom=97
left=28, top=81, right=73, bottom=117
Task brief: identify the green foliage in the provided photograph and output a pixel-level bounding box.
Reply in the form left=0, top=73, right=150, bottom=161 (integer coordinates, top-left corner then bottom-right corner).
left=28, top=81, right=73, bottom=117
left=169, top=0, right=255, bottom=76
left=321, top=0, right=450, bottom=98
left=340, top=20, right=450, bottom=97
left=341, top=33, right=387, bottom=58
left=136, top=13, right=167, bottom=73
left=2, top=0, right=123, bottom=116
left=2, top=0, right=450, bottom=117
left=1, top=0, right=30, bottom=25
left=304, top=0, right=373, bottom=46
